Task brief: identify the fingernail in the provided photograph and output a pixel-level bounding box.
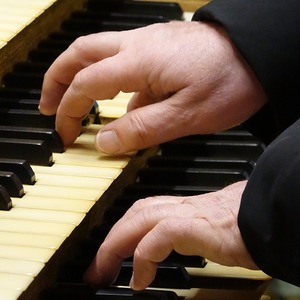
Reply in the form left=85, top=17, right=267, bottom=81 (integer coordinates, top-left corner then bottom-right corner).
left=96, top=130, right=121, bottom=154
left=129, top=272, right=135, bottom=290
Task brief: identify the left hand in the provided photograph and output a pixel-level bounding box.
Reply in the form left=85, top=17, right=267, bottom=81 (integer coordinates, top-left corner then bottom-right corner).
left=83, top=180, right=258, bottom=290
left=39, top=21, right=266, bottom=153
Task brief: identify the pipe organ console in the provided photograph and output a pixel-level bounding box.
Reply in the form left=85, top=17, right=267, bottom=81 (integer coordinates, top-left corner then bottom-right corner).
left=0, top=0, right=271, bottom=299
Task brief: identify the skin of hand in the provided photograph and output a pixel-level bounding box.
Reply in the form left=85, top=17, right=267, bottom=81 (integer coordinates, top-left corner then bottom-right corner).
left=83, top=180, right=258, bottom=290
left=39, top=21, right=267, bottom=154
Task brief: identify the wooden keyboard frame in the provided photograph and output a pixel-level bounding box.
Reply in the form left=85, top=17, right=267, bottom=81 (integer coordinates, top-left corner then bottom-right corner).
left=0, top=0, right=87, bottom=83
left=18, top=146, right=158, bottom=300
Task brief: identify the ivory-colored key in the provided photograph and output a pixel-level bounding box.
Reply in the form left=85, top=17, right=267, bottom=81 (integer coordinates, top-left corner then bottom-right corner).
left=0, top=257, right=44, bottom=276
left=0, top=232, right=65, bottom=249
left=0, top=7, right=44, bottom=17
left=97, top=92, right=132, bottom=119
left=0, top=207, right=85, bottom=225
left=52, top=124, right=131, bottom=168
left=32, top=164, right=122, bottom=179
left=0, top=0, right=56, bottom=10
left=24, top=184, right=104, bottom=201
left=0, top=14, right=32, bottom=25
left=0, top=31, right=16, bottom=42
left=0, top=288, right=23, bottom=300
left=33, top=173, right=113, bottom=190
left=12, top=196, right=95, bottom=214
left=0, top=273, right=34, bottom=292
left=0, top=41, right=6, bottom=49
left=53, top=152, right=130, bottom=168
left=0, top=219, right=75, bottom=237
left=1, top=23, right=26, bottom=33
left=0, top=245, right=54, bottom=263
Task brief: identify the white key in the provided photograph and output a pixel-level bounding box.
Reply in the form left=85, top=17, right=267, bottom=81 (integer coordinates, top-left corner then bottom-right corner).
left=0, top=207, right=85, bottom=225
left=0, top=287, right=23, bottom=300
left=53, top=152, right=130, bottom=168
left=0, top=232, right=65, bottom=249
left=0, top=273, right=33, bottom=291
left=0, top=257, right=44, bottom=276
left=0, top=22, right=26, bottom=33
left=12, top=196, right=95, bottom=213
left=24, top=185, right=104, bottom=201
left=0, top=30, right=16, bottom=42
left=0, top=41, right=6, bottom=49
left=0, top=245, right=54, bottom=263
left=33, top=173, right=113, bottom=190
left=32, top=164, right=122, bottom=179
left=0, top=219, right=75, bottom=237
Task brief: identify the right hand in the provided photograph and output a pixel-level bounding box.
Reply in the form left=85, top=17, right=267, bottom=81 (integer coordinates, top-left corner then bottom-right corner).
left=84, top=181, right=258, bottom=290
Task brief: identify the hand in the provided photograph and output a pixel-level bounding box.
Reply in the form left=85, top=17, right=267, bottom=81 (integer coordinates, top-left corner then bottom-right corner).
left=83, top=181, right=258, bottom=290
left=39, top=21, right=266, bottom=153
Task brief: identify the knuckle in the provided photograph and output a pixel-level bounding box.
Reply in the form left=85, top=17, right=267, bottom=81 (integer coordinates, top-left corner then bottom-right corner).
left=71, top=36, right=89, bottom=57
left=130, top=198, right=147, bottom=213
left=128, top=112, right=152, bottom=145
left=71, top=71, right=88, bottom=96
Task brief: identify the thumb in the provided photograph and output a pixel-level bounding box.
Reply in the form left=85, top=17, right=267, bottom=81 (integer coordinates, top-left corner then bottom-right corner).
left=95, top=93, right=193, bottom=154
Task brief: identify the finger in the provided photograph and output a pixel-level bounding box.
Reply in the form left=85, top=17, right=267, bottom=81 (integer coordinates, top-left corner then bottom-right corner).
left=39, top=32, right=122, bottom=115
left=130, top=217, right=209, bottom=290
left=127, top=91, right=158, bottom=112
left=84, top=201, right=196, bottom=287
left=54, top=48, right=154, bottom=146
left=95, top=89, right=198, bottom=154
left=119, top=196, right=192, bottom=224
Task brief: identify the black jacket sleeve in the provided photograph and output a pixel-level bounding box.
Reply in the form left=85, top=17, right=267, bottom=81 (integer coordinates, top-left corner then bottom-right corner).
left=192, top=0, right=300, bottom=286
left=193, top=0, right=300, bottom=144
left=238, top=119, right=300, bottom=287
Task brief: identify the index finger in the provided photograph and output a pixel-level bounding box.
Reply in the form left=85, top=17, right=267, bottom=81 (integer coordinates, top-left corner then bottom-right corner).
left=83, top=201, right=197, bottom=287
left=39, top=32, right=121, bottom=116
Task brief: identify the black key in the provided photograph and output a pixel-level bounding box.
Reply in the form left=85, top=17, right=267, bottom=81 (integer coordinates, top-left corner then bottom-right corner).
left=13, top=62, right=50, bottom=74
left=163, top=251, right=206, bottom=268
left=61, top=19, right=148, bottom=34
left=0, top=98, right=39, bottom=110
left=0, top=108, right=55, bottom=128
left=123, top=183, right=218, bottom=198
left=0, top=88, right=41, bottom=99
left=138, top=167, right=248, bottom=187
left=114, top=261, right=190, bottom=289
left=42, top=284, right=178, bottom=300
left=71, top=10, right=168, bottom=24
left=87, top=0, right=183, bottom=20
left=0, top=138, right=53, bottom=166
left=2, top=72, right=44, bottom=89
left=0, top=185, right=12, bottom=211
left=37, top=40, right=70, bottom=52
left=0, top=171, right=24, bottom=197
left=160, top=140, right=266, bottom=160
left=0, top=126, right=64, bottom=153
left=28, top=49, right=63, bottom=64
left=0, top=158, right=35, bottom=184
left=180, top=130, right=259, bottom=142
left=95, top=287, right=178, bottom=299
left=147, top=156, right=255, bottom=175
left=48, top=31, right=79, bottom=44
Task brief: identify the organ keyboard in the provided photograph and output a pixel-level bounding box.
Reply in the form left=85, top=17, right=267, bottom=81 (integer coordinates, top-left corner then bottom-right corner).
left=0, top=0, right=271, bottom=299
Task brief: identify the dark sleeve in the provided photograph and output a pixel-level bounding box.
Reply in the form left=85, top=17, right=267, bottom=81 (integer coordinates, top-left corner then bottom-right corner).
left=192, top=0, right=300, bottom=144
left=238, top=119, right=300, bottom=287
left=192, top=1, right=300, bottom=286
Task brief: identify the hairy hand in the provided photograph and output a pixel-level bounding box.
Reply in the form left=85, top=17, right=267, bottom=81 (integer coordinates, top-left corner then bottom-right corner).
left=83, top=181, right=258, bottom=290
left=39, top=21, right=266, bottom=153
